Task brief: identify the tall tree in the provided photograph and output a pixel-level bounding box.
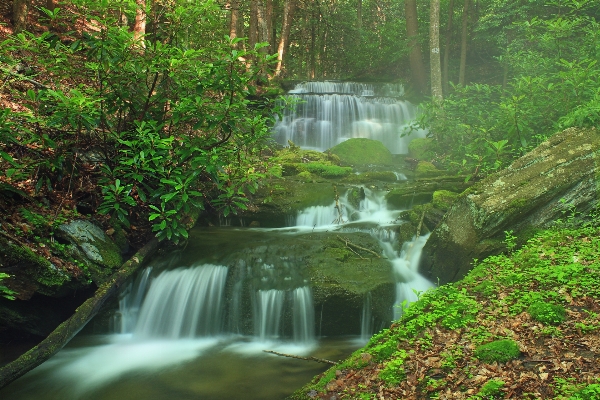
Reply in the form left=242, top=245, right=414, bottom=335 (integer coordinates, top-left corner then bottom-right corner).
left=256, top=0, right=269, bottom=54
left=357, top=0, right=363, bottom=32
left=229, top=0, right=240, bottom=44
left=430, top=0, right=443, bottom=101
left=405, top=0, right=427, bottom=95
left=133, top=0, right=147, bottom=46
left=274, top=0, right=295, bottom=76
left=12, top=0, right=29, bottom=33
left=458, top=0, right=469, bottom=85
left=249, top=0, right=258, bottom=50
left=442, top=0, right=454, bottom=95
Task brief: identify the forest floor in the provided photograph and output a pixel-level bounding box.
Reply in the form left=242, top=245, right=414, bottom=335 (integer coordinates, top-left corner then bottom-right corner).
left=295, top=226, right=600, bottom=399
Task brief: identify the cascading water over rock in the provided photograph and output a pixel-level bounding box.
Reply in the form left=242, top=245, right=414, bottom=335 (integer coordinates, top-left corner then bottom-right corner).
left=273, top=81, right=425, bottom=153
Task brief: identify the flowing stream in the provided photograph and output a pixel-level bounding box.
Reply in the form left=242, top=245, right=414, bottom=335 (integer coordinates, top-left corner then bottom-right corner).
left=0, top=82, right=433, bottom=400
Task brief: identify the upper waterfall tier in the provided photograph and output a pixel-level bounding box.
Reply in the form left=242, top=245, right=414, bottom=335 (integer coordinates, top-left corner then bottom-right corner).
left=273, top=81, right=425, bottom=154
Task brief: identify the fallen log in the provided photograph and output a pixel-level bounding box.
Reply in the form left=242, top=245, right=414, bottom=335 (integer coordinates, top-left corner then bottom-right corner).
left=0, top=237, right=159, bottom=389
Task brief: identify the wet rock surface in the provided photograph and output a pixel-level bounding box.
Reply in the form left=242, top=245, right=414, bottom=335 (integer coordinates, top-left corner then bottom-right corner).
left=420, top=127, right=600, bottom=284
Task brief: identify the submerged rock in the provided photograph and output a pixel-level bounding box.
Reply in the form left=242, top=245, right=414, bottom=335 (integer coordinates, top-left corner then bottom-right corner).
left=420, top=127, right=600, bottom=284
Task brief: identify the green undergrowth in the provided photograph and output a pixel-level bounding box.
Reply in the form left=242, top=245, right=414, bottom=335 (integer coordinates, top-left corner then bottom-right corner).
left=293, top=223, right=600, bottom=399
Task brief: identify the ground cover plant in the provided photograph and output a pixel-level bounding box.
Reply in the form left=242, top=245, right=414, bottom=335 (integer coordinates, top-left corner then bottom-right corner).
left=293, top=224, right=600, bottom=399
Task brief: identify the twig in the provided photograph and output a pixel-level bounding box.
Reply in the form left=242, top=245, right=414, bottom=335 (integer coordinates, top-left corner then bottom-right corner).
left=0, top=67, right=49, bottom=89
left=337, top=235, right=381, bottom=258
left=263, top=350, right=337, bottom=365
left=415, top=210, right=426, bottom=238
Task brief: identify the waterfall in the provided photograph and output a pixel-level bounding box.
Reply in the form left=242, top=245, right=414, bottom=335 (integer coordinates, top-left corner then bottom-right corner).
left=360, top=292, right=373, bottom=342
left=273, top=82, right=425, bottom=153
left=293, top=287, right=315, bottom=343
left=134, top=264, right=228, bottom=339
left=254, top=289, right=285, bottom=340
left=393, top=235, right=434, bottom=320
left=113, top=267, right=153, bottom=334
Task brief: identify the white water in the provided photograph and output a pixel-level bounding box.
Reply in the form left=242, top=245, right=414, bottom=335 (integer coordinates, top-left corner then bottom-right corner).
left=254, top=289, right=285, bottom=340
left=273, top=82, right=426, bottom=153
left=293, top=286, right=315, bottom=343
left=134, top=264, right=228, bottom=338
left=293, top=187, right=434, bottom=323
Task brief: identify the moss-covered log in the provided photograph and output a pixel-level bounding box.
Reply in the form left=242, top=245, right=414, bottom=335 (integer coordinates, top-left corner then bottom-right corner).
left=0, top=238, right=159, bottom=389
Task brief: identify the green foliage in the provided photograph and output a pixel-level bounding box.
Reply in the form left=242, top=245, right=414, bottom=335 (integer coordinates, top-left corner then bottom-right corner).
left=1, top=1, right=280, bottom=244
left=528, top=302, right=567, bottom=325
left=478, top=379, right=505, bottom=399
left=0, top=273, right=17, bottom=300
left=473, top=339, right=521, bottom=363
left=378, top=351, right=408, bottom=385
left=419, top=1, right=600, bottom=178
left=298, top=163, right=352, bottom=178
left=570, top=382, right=600, bottom=400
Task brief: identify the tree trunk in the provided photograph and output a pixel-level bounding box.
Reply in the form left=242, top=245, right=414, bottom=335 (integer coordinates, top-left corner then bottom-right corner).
left=274, top=0, right=295, bottom=77
left=229, top=0, right=240, bottom=45
left=442, top=0, right=454, bottom=95
left=133, top=0, right=146, bottom=47
left=256, top=0, right=269, bottom=54
left=12, top=0, right=29, bottom=33
left=357, top=0, right=362, bottom=32
left=266, top=0, right=273, bottom=51
left=430, top=0, right=443, bottom=101
left=0, top=239, right=159, bottom=389
left=249, top=0, right=258, bottom=50
left=458, top=0, right=469, bottom=86
left=405, top=0, right=427, bottom=95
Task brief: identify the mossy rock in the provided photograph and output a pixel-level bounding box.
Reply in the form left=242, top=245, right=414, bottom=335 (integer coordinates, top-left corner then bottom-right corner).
left=342, top=171, right=401, bottom=184
left=415, top=161, right=445, bottom=178
left=408, top=137, right=435, bottom=160
left=56, top=220, right=124, bottom=284
left=328, top=138, right=393, bottom=166
left=528, top=302, right=566, bottom=325
left=432, top=190, right=460, bottom=211
left=421, top=127, right=600, bottom=285
left=474, top=339, right=521, bottom=363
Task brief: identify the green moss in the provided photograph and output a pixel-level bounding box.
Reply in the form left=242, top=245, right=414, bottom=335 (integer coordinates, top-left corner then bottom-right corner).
left=408, top=138, right=435, bottom=160
left=479, top=379, right=505, bottom=398
left=528, top=302, right=566, bottom=325
left=297, top=171, right=314, bottom=182
left=432, top=190, right=460, bottom=211
left=342, top=171, right=399, bottom=183
left=474, top=339, right=521, bottom=363
left=328, top=138, right=393, bottom=166
left=415, top=161, right=445, bottom=178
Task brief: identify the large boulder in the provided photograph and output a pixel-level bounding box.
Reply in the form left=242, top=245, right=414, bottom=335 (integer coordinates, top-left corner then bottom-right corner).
left=328, top=138, right=394, bottom=166
left=420, top=127, right=600, bottom=284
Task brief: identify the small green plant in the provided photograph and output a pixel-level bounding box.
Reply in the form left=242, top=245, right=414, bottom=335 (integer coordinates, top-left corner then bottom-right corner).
left=474, top=339, right=521, bottom=363
left=378, top=351, right=407, bottom=385
left=528, top=302, right=566, bottom=325
left=0, top=273, right=17, bottom=300
left=478, top=379, right=505, bottom=399
left=570, top=382, right=600, bottom=400
left=504, top=230, right=517, bottom=253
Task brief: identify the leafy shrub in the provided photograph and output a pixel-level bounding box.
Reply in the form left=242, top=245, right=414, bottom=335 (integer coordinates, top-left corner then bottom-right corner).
left=474, top=339, right=521, bottom=363
left=528, top=302, right=567, bottom=325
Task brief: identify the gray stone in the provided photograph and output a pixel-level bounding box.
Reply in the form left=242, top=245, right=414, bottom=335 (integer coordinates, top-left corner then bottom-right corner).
left=57, top=220, right=123, bottom=283
left=420, top=127, right=600, bottom=284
